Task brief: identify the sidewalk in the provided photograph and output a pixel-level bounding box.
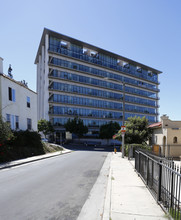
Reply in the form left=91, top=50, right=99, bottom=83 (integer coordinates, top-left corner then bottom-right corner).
left=0, top=149, right=72, bottom=170
left=103, top=152, right=167, bottom=220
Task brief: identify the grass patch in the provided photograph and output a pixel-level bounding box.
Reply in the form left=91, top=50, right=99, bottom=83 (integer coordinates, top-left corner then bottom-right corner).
left=111, top=176, right=115, bottom=180
left=169, top=207, right=181, bottom=219
left=43, top=143, right=64, bottom=153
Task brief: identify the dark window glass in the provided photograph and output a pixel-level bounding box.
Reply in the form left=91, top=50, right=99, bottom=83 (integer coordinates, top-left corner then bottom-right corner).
left=27, top=97, right=30, bottom=108
left=8, top=87, right=15, bottom=102
left=15, top=116, right=19, bottom=129
left=9, top=87, right=12, bottom=101
left=27, top=118, right=32, bottom=130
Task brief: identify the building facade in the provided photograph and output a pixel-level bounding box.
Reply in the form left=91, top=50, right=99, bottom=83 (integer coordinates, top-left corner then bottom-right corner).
left=149, top=115, right=181, bottom=157
left=0, top=57, right=37, bottom=131
left=35, top=28, right=161, bottom=140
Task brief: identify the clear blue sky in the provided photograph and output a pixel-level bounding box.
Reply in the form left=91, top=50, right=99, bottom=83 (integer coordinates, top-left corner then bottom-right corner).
left=1, top=0, right=181, bottom=120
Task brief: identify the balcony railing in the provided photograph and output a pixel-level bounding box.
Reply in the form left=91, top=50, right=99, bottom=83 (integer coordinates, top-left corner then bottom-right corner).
left=48, top=46, right=159, bottom=84
left=48, top=71, right=159, bottom=101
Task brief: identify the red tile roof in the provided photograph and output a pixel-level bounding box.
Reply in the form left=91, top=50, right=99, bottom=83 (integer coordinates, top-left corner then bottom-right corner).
left=148, top=122, right=162, bottom=128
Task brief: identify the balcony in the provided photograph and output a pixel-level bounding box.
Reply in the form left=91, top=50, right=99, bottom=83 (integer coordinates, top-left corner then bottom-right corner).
left=48, top=46, right=159, bottom=84
left=125, top=108, right=158, bottom=115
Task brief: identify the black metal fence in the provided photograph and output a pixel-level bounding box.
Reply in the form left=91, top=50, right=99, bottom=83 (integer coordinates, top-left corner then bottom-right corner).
left=135, top=149, right=181, bottom=219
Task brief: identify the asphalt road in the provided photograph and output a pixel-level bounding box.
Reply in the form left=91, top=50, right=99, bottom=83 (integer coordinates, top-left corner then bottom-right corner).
left=0, top=150, right=108, bottom=220
left=63, top=144, right=117, bottom=152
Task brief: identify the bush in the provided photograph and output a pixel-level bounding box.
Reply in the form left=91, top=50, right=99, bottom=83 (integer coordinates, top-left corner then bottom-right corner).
left=0, top=130, right=45, bottom=163
left=0, top=130, right=64, bottom=163
left=13, top=130, right=43, bottom=147
left=123, top=144, right=151, bottom=157
left=0, top=115, right=14, bottom=144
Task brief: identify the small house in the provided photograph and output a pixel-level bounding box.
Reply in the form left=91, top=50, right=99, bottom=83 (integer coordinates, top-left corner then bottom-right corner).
left=149, top=115, right=181, bottom=157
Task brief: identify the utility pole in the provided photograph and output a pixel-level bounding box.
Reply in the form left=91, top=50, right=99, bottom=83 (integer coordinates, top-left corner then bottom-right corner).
left=104, top=77, right=126, bottom=157
left=122, top=82, right=125, bottom=125
left=122, top=82, right=125, bottom=158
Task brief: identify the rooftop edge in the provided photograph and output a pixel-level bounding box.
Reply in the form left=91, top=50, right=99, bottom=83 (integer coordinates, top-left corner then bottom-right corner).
left=35, top=28, right=162, bottom=74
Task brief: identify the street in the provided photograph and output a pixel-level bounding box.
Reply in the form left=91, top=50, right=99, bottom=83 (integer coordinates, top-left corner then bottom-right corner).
left=63, top=144, right=116, bottom=152
left=0, top=150, right=108, bottom=220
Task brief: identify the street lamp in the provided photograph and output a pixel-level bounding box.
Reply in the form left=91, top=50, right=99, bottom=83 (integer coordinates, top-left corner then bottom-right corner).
left=104, top=77, right=125, bottom=157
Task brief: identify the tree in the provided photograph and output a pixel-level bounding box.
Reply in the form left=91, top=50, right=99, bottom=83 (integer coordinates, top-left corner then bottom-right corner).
left=0, top=115, right=13, bottom=144
left=117, top=116, right=152, bottom=144
left=38, top=119, right=54, bottom=138
left=64, top=117, right=88, bottom=138
left=99, top=121, right=120, bottom=144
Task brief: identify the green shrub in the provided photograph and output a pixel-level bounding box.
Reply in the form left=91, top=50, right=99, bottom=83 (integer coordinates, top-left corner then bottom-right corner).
left=169, top=207, right=181, bottom=219
left=0, top=130, right=45, bottom=163
left=123, top=144, right=151, bottom=157
left=0, top=130, right=65, bottom=163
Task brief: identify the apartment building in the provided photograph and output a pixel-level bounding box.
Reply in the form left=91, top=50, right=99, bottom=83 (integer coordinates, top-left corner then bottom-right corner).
left=35, top=28, right=161, bottom=140
left=0, top=57, right=37, bottom=131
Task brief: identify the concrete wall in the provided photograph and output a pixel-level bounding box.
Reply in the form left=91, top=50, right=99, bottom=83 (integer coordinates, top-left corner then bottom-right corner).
left=167, top=128, right=181, bottom=157
left=152, top=128, right=163, bottom=145
left=162, top=118, right=181, bottom=129
left=37, top=34, right=49, bottom=121
left=167, top=128, right=181, bottom=145
left=169, top=146, right=181, bottom=157
left=0, top=74, right=37, bottom=131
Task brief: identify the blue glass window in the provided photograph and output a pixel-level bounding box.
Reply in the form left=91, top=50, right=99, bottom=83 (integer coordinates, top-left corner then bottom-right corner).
left=49, top=36, right=159, bottom=84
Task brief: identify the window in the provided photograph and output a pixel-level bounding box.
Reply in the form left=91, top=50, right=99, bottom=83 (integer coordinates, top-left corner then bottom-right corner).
left=8, top=87, right=15, bottom=102
left=11, top=115, right=15, bottom=130
left=6, top=114, right=18, bottom=130
left=8, top=87, right=12, bottom=101
left=27, top=96, right=30, bottom=108
left=12, top=89, right=15, bottom=101
left=6, top=114, right=11, bottom=124
left=155, top=136, right=157, bottom=144
left=15, top=116, right=19, bottom=129
left=173, top=137, right=177, bottom=144
left=27, top=118, right=32, bottom=130
left=73, top=64, right=77, bottom=70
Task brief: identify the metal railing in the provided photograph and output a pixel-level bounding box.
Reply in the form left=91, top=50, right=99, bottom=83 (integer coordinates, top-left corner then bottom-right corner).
left=135, top=149, right=181, bottom=219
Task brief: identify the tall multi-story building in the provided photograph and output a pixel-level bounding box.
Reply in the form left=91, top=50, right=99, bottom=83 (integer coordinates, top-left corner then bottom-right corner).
left=0, top=57, right=37, bottom=131
left=35, top=28, right=161, bottom=141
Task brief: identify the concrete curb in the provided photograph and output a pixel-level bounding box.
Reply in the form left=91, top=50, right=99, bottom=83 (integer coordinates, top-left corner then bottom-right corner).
left=77, top=153, right=111, bottom=220
left=0, top=150, right=72, bottom=170
left=102, top=154, right=112, bottom=220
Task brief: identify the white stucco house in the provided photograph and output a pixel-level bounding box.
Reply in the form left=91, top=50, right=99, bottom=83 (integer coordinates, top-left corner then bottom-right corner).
left=0, top=57, right=37, bottom=131
left=149, top=115, right=181, bottom=157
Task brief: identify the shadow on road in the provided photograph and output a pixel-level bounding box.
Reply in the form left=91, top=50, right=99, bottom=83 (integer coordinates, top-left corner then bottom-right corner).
left=63, top=144, right=120, bottom=152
